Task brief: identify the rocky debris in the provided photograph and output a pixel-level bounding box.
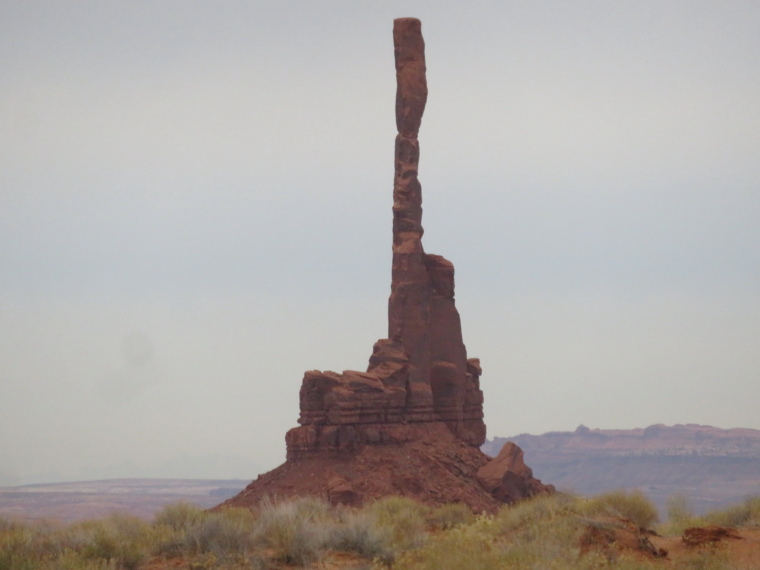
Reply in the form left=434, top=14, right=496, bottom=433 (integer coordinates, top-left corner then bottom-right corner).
left=579, top=517, right=667, bottom=561
left=683, top=526, right=742, bottom=547
left=476, top=442, right=554, bottom=503
left=220, top=18, right=548, bottom=512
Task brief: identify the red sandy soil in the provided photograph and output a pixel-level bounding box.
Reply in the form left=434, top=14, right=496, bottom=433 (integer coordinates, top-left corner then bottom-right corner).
left=580, top=519, right=760, bottom=568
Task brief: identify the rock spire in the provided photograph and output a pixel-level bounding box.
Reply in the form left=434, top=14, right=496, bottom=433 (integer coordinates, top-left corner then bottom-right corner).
left=285, top=18, right=485, bottom=459
left=219, top=18, right=552, bottom=511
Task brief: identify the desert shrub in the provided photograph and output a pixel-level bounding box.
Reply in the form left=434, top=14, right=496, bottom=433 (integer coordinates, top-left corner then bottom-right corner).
left=0, top=517, right=115, bottom=570
left=287, top=495, right=332, bottom=522
left=397, top=505, right=608, bottom=570
left=426, top=502, right=475, bottom=530
left=0, top=516, right=23, bottom=533
left=393, top=515, right=503, bottom=570
left=364, top=496, right=427, bottom=553
left=182, top=508, right=256, bottom=557
left=493, top=493, right=671, bottom=569
left=153, top=501, right=205, bottom=531
left=253, top=497, right=328, bottom=566
left=668, top=494, right=695, bottom=523
left=495, top=492, right=578, bottom=533
left=45, top=519, right=138, bottom=560
left=43, top=549, right=116, bottom=569
left=0, top=522, right=37, bottom=570
left=704, top=495, right=760, bottom=528
left=581, top=489, right=659, bottom=529
left=501, top=508, right=594, bottom=568
left=326, top=510, right=393, bottom=562
left=80, top=514, right=153, bottom=570
left=658, top=494, right=706, bottom=535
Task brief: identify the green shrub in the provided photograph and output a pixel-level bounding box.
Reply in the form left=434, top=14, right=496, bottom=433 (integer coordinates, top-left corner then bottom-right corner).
left=581, top=489, right=659, bottom=529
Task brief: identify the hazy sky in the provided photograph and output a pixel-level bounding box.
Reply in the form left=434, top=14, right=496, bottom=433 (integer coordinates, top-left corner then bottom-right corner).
left=2, top=1, right=759, bottom=486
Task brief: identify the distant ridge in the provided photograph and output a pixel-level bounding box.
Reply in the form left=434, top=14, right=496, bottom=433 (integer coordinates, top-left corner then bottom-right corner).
left=0, top=479, right=248, bottom=522
left=484, top=424, right=760, bottom=514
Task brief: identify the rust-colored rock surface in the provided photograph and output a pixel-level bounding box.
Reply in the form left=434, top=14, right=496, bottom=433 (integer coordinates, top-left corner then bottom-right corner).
left=682, top=526, right=742, bottom=547
left=220, top=18, right=547, bottom=512
left=477, top=442, right=554, bottom=503
left=579, top=517, right=667, bottom=561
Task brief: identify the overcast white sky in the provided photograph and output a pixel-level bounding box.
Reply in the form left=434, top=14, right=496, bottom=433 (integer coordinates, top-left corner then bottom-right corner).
left=2, top=1, right=759, bottom=486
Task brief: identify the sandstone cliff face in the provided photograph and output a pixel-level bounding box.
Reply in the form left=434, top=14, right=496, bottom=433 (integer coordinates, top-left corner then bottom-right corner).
left=285, top=17, right=485, bottom=460
left=221, top=18, right=551, bottom=511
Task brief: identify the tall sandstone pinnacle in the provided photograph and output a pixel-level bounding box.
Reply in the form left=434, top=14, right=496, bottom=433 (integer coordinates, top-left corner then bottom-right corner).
left=220, top=18, right=551, bottom=511
left=388, top=18, right=485, bottom=444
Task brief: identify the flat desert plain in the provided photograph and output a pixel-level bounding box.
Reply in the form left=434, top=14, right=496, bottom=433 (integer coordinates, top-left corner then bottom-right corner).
left=0, top=479, right=248, bottom=522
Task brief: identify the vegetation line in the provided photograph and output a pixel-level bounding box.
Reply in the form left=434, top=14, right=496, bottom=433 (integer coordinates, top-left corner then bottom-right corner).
left=1, top=492, right=758, bottom=569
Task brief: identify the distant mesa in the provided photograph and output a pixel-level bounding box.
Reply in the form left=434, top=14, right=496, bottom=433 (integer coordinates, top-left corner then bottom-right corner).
left=484, top=424, right=760, bottom=514
left=219, top=18, right=552, bottom=512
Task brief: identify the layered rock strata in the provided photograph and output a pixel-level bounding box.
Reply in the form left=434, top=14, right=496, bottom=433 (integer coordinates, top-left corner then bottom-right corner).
left=285, top=17, right=485, bottom=460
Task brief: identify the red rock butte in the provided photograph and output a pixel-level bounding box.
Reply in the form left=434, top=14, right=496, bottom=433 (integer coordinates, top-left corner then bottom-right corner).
left=220, top=18, right=552, bottom=512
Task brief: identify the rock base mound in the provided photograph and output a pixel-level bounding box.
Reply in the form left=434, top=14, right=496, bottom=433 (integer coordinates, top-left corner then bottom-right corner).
left=220, top=423, right=503, bottom=512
